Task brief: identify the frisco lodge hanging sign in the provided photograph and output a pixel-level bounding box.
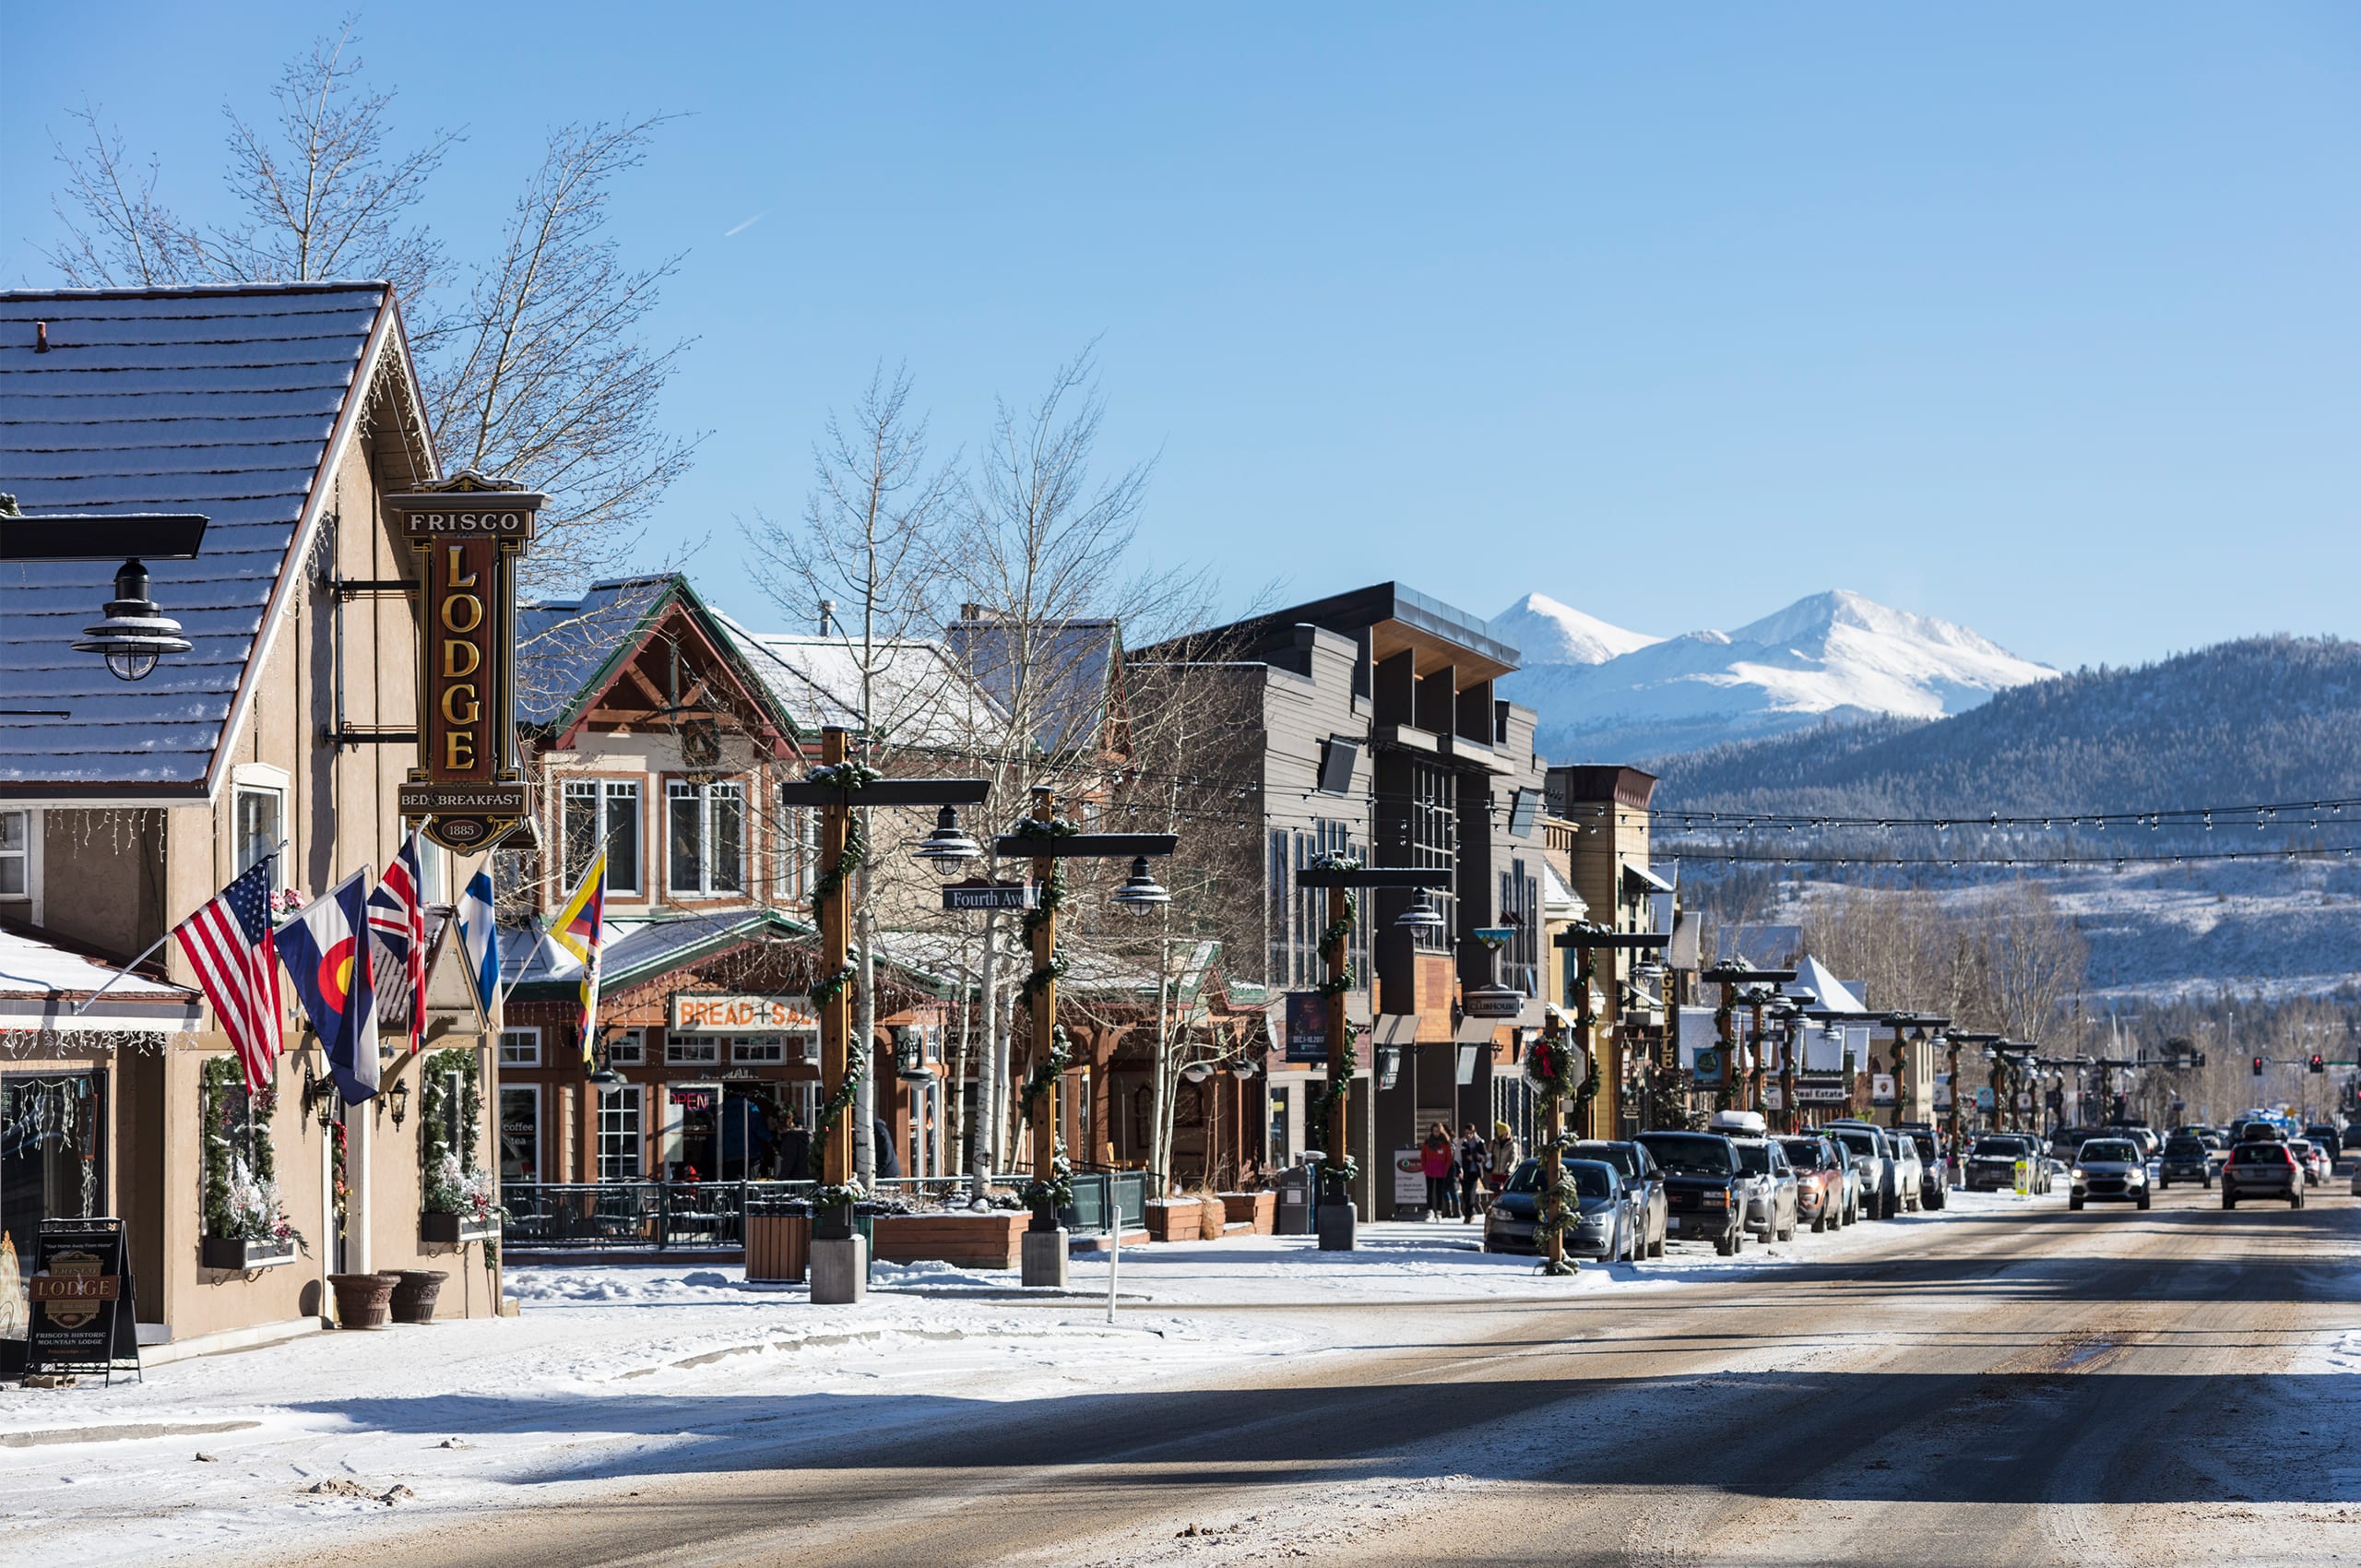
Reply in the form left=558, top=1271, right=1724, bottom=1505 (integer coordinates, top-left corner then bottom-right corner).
left=390, top=470, right=544, bottom=852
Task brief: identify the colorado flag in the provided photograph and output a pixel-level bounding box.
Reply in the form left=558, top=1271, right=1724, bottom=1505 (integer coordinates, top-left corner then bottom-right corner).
left=278, top=871, right=380, bottom=1103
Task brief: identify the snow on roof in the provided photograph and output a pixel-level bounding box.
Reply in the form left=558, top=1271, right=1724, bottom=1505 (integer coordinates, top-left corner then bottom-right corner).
left=715, top=613, right=1005, bottom=750
left=0, top=283, right=408, bottom=790
left=1540, top=859, right=1586, bottom=921
left=945, top=614, right=1118, bottom=754
left=514, top=577, right=674, bottom=727
left=0, top=923, right=202, bottom=1034
left=1786, top=954, right=1867, bottom=1015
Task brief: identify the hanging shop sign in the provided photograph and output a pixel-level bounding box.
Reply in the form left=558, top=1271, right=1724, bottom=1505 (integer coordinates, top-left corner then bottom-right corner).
left=1871, top=1073, right=1897, bottom=1106
left=942, top=880, right=1039, bottom=912
left=390, top=471, right=543, bottom=853
left=1284, top=991, right=1329, bottom=1063
left=670, top=992, right=817, bottom=1034
left=1795, top=1081, right=1852, bottom=1104
left=1692, top=1047, right=1724, bottom=1086
left=25, top=1218, right=138, bottom=1380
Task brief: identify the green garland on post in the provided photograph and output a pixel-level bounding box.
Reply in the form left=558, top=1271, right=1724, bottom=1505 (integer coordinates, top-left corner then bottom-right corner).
left=812, top=1040, right=868, bottom=1143
left=804, top=760, right=880, bottom=919
left=199, top=1056, right=303, bottom=1252
left=1525, top=1032, right=1597, bottom=1275
left=420, top=1047, right=503, bottom=1265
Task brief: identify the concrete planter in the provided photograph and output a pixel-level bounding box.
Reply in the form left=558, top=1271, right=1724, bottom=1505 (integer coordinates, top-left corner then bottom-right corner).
left=871, top=1212, right=1028, bottom=1270
left=1145, top=1201, right=1200, bottom=1243
left=200, top=1236, right=298, bottom=1272
left=1221, top=1192, right=1276, bottom=1234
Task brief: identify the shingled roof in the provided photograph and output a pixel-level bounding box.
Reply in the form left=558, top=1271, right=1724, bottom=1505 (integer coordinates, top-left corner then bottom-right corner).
left=0, top=283, right=430, bottom=795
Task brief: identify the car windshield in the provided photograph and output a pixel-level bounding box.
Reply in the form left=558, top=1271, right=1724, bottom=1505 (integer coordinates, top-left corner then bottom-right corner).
left=1572, top=1144, right=1640, bottom=1180
left=1972, top=1139, right=2023, bottom=1157
left=1778, top=1139, right=1825, bottom=1169
left=2080, top=1141, right=2138, bottom=1162
left=1638, top=1134, right=1735, bottom=1178
left=1504, top=1159, right=1615, bottom=1198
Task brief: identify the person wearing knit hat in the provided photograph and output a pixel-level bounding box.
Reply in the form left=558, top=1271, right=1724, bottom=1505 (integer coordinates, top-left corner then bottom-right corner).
left=1486, top=1120, right=1523, bottom=1205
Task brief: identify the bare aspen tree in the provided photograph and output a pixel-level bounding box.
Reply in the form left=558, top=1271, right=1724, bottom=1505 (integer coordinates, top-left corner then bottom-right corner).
left=742, top=366, right=963, bottom=1187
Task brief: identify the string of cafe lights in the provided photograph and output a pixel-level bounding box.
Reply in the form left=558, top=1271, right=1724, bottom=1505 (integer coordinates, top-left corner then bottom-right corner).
left=1647, top=795, right=2361, bottom=834
left=1665, top=842, right=2361, bottom=869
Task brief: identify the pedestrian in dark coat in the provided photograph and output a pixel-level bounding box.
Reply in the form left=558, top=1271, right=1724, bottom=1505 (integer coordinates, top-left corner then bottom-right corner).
left=772, top=1111, right=812, bottom=1183
left=1456, top=1122, right=1489, bottom=1222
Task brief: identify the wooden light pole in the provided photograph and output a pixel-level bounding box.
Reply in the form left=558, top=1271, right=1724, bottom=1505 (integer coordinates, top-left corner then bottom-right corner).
left=1293, top=862, right=1451, bottom=1250
left=1547, top=926, right=1668, bottom=1269
left=777, top=727, right=989, bottom=1305
left=992, top=803, right=1176, bottom=1286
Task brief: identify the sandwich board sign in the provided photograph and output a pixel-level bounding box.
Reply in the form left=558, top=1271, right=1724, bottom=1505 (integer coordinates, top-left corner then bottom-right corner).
left=26, top=1218, right=139, bottom=1384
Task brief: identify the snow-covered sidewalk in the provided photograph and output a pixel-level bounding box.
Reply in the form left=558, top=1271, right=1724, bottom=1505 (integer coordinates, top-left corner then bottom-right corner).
left=0, top=1189, right=2058, bottom=1565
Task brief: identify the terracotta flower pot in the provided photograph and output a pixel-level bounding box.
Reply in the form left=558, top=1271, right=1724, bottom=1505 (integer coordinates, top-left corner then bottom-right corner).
left=387, top=1269, right=448, bottom=1324
left=328, top=1271, right=397, bottom=1330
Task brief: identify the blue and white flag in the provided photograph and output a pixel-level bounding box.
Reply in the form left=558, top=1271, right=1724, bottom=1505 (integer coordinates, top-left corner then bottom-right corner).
left=457, top=865, right=501, bottom=1029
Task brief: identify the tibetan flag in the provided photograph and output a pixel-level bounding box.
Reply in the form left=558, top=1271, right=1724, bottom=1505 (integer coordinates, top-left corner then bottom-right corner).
left=367, top=830, right=429, bottom=1051
left=548, top=850, right=607, bottom=1063
left=456, top=864, right=502, bottom=1030
left=278, top=872, right=380, bottom=1103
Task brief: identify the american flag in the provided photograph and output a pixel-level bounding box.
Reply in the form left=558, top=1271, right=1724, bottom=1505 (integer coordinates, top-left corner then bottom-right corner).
left=367, top=830, right=428, bottom=1051
left=172, top=857, right=284, bottom=1094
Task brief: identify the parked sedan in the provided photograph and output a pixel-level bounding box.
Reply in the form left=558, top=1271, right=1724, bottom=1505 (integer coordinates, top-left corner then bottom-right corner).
left=2069, top=1137, right=2151, bottom=1211
left=1899, top=1127, right=1948, bottom=1210
left=1888, top=1134, right=1926, bottom=1213
left=1570, top=1139, right=1667, bottom=1260
left=1730, top=1136, right=1800, bottom=1241
left=1483, top=1158, right=1638, bottom=1260
left=1636, top=1130, right=1750, bottom=1255
left=1822, top=1123, right=1902, bottom=1218
left=1778, top=1135, right=1848, bottom=1232
left=2222, top=1140, right=2304, bottom=1208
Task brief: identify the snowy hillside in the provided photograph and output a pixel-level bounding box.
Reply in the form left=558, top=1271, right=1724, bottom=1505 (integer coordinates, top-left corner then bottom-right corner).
left=1500, top=588, right=2056, bottom=762
left=1491, top=592, right=1663, bottom=666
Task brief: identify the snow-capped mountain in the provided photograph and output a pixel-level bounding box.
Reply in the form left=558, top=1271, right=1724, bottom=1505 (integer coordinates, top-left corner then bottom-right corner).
left=1499, top=588, right=2057, bottom=763
left=1491, top=592, right=1664, bottom=666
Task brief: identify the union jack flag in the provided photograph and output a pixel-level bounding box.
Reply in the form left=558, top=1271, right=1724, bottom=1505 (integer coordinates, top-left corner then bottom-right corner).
left=367, top=830, right=429, bottom=1050
left=173, top=857, right=284, bottom=1094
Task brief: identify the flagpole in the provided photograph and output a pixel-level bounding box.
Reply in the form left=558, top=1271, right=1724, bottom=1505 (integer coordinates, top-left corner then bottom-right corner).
left=71, top=839, right=289, bottom=1014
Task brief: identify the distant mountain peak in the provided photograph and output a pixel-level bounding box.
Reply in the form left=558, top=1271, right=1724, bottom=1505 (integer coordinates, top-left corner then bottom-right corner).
left=1498, top=586, right=2055, bottom=763
left=1492, top=592, right=1662, bottom=666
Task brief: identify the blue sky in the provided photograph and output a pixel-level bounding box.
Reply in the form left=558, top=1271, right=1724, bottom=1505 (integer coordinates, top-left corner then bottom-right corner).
left=5, top=5, right=2355, bottom=671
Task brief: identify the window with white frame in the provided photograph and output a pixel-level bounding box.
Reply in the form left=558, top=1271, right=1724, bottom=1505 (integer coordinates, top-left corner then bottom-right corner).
left=564, top=778, right=642, bottom=895
left=667, top=779, right=745, bottom=896
left=234, top=786, right=282, bottom=888
left=498, top=1086, right=540, bottom=1182
left=499, top=1027, right=542, bottom=1067
left=606, top=1028, right=646, bottom=1064
left=0, top=809, right=29, bottom=900
left=731, top=1036, right=787, bottom=1065
left=775, top=802, right=817, bottom=901
left=664, top=1032, right=720, bottom=1066
left=595, top=1086, right=642, bottom=1181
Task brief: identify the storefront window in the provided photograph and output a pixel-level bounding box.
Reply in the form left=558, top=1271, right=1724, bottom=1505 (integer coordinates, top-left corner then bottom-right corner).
left=664, top=1034, right=720, bottom=1066
left=596, top=1086, right=641, bottom=1181
left=498, top=1087, right=540, bottom=1182
left=2, top=1074, right=105, bottom=1307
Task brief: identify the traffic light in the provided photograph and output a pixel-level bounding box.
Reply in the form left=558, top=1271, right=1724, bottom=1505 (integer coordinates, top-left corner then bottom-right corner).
left=2309, top=1053, right=2326, bottom=1075
left=2252, top=1055, right=2265, bottom=1077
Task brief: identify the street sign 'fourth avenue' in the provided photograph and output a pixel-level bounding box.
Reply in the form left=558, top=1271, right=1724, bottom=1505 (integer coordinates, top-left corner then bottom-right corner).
left=943, top=881, right=1039, bottom=912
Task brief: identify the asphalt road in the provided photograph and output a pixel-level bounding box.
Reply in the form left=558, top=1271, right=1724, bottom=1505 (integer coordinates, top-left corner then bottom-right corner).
left=325, top=1181, right=2361, bottom=1568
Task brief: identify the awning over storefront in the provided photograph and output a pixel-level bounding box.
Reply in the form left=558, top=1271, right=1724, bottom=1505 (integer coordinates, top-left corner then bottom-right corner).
left=0, top=927, right=202, bottom=1036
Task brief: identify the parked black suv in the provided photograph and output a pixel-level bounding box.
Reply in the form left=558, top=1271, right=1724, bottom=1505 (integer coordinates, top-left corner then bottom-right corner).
left=1634, top=1131, right=1748, bottom=1256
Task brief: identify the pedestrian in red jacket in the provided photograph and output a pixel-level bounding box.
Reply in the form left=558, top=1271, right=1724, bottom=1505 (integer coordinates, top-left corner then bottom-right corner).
left=1420, top=1124, right=1455, bottom=1219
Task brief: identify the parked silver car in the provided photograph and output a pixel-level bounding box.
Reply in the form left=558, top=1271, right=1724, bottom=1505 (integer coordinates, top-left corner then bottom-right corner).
left=1570, top=1139, right=1668, bottom=1260
left=1730, top=1136, right=1800, bottom=1241
left=1821, top=1122, right=1901, bottom=1219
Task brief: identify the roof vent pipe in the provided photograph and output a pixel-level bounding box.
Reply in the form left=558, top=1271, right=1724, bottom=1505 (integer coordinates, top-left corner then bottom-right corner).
left=818, top=598, right=836, bottom=636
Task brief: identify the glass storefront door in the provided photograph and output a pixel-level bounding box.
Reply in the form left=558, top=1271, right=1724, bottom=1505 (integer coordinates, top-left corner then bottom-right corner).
left=3, top=1073, right=106, bottom=1329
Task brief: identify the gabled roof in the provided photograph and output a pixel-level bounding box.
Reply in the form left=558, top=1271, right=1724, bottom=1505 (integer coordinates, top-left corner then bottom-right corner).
left=515, top=574, right=801, bottom=752
left=713, top=612, right=1005, bottom=750
left=504, top=907, right=816, bottom=999
left=0, top=283, right=429, bottom=794
left=1786, top=955, right=1868, bottom=1015
left=945, top=612, right=1121, bottom=754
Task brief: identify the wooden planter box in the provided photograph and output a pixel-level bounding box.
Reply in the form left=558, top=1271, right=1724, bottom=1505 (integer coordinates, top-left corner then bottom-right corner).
left=745, top=1214, right=811, bottom=1283
left=871, top=1212, right=1027, bottom=1270
left=1221, top=1192, right=1276, bottom=1235
left=1197, top=1194, right=1228, bottom=1239
left=1145, top=1202, right=1200, bottom=1243
left=421, top=1212, right=500, bottom=1246
left=201, top=1236, right=298, bottom=1271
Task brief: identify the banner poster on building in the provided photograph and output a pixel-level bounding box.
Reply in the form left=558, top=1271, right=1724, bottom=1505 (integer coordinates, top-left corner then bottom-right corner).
left=1393, top=1148, right=1427, bottom=1206
left=1872, top=1073, right=1897, bottom=1106
left=26, top=1218, right=137, bottom=1377
left=1934, top=1073, right=1953, bottom=1111
left=1285, top=992, right=1329, bottom=1063
left=391, top=472, right=544, bottom=852
left=1692, top=1047, right=1724, bottom=1087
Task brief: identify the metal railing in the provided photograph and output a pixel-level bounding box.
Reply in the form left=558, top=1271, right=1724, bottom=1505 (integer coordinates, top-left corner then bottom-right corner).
left=500, top=1172, right=1153, bottom=1252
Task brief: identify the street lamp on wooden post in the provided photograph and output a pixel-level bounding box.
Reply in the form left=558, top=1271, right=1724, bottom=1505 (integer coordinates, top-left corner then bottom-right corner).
left=777, top=725, right=989, bottom=1305
left=1550, top=924, right=1668, bottom=1275
left=993, top=800, right=1176, bottom=1287
left=1292, top=861, right=1451, bottom=1251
